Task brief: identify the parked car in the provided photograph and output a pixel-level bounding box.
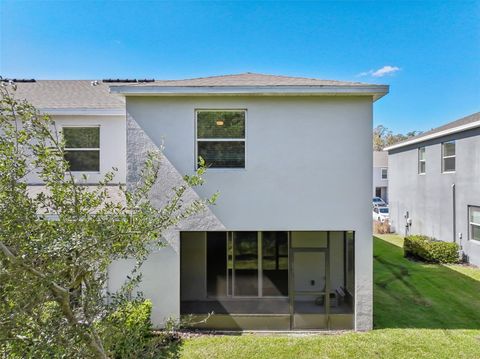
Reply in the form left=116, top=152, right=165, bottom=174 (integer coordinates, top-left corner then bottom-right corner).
left=373, top=206, right=390, bottom=222
left=372, top=197, right=387, bottom=207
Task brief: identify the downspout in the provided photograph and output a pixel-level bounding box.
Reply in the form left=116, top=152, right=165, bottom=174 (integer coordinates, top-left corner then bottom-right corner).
left=452, top=184, right=456, bottom=243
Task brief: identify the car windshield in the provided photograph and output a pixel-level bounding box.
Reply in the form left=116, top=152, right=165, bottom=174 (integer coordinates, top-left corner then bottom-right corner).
left=379, top=208, right=389, bottom=214
left=373, top=198, right=382, bottom=203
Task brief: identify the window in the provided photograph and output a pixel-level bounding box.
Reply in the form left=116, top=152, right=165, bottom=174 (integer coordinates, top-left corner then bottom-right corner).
left=381, top=168, right=388, bottom=179
left=418, top=147, right=426, bottom=174
left=442, top=141, right=455, bottom=172
left=63, top=127, right=100, bottom=171
left=206, top=231, right=288, bottom=298
left=469, top=206, right=480, bottom=242
left=196, top=110, right=245, bottom=168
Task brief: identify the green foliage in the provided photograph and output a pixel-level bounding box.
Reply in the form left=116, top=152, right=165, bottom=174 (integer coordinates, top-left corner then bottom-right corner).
left=373, top=125, right=421, bottom=151
left=100, top=299, right=156, bottom=358
left=0, top=83, right=216, bottom=358
left=404, top=235, right=460, bottom=264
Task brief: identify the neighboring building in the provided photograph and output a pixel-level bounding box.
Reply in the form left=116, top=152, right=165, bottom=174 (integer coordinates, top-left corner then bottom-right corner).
left=386, top=112, right=480, bottom=266
left=373, top=151, right=388, bottom=203
left=13, top=80, right=127, bottom=184
left=12, top=73, right=389, bottom=331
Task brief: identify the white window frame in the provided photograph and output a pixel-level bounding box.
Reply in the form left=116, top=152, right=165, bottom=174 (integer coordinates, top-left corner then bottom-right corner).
left=418, top=147, right=426, bottom=174
left=469, top=206, right=480, bottom=243
left=194, top=109, right=247, bottom=170
left=441, top=140, right=456, bottom=173
left=62, top=125, right=101, bottom=173
left=381, top=168, right=388, bottom=180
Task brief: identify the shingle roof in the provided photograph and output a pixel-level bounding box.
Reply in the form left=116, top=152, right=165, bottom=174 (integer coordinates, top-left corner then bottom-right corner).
left=7, top=73, right=386, bottom=111
left=11, top=80, right=125, bottom=110
left=385, top=112, right=480, bottom=151
left=114, top=72, right=376, bottom=87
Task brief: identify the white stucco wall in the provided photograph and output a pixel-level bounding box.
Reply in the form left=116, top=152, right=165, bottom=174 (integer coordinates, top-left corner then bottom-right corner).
left=113, top=95, right=374, bottom=330
left=26, top=115, right=126, bottom=184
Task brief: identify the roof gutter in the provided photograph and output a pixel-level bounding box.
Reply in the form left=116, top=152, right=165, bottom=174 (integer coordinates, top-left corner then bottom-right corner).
left=39, top=108, right=125, bottom=116
left=109, top=85, right=389, bottom=102
left=384, top=119, right=480, bottom=151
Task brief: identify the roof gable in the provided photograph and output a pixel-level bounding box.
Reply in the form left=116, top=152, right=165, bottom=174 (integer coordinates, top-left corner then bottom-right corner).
left=385, top=112, right=480, bottom=151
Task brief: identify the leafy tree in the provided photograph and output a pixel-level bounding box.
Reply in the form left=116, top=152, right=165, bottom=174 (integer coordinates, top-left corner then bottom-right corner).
left=373, top=125, right=422, bottom=151
left=0, top=84, right=216, bottom=358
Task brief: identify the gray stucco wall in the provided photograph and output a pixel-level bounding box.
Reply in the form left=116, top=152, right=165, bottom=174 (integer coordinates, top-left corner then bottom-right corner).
left=109, top=95, right=374, bottom=330
left=388, top=127, right=480, bottom=266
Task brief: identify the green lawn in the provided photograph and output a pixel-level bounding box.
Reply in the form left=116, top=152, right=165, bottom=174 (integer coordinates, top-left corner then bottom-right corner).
left=163, top=235, right=480, bottom=358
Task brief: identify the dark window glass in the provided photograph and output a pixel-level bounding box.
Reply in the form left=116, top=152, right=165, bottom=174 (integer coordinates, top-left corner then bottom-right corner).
left=197, top=111, right=245, bottom=139
left=198, top=141, right=245, bottom=168
left=234, top=232, right=258, bottom=296
left=64, top=151, right=100, bottom=172
left=419, top=161, right=426, bottom=174
left=346, top=231, right=355, bottom=295
left=63, top=127, right=100, bottom=148
left=443, top=157, right=456, bottom=172
left=381, top=168, right=388, bottom=179
left=207, top=232, right=227, bottom=297
left=262, top=232, right=288, bottom=296
left=197, top=111, right=245, bottom=169
left=472, top=225, right=480, bottom=241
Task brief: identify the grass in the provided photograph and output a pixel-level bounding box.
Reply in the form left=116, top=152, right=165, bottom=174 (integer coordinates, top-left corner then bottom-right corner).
left=162, top=234, right=480, bottom=358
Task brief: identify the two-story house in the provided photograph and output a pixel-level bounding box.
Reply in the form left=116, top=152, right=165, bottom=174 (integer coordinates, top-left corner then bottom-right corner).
left=13, top=73, right=389, bottom=331
left=386, top=112, right=480, bottom=266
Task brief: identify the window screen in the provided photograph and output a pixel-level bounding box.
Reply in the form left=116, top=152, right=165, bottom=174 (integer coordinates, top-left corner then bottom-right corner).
left=418, top=147, right=426, bottom=174
left=233, top=232, right=258, bottom=296
left=63, top=127, right=100, bottom=171
left=469, top=207, right=480, bottom=242
left=196, top=111, right=245, bottom=168
left=206, top=232, right=227, bottom=296
left=262, top=231, right=288, bottom=296
left=442, top=141, right=455, bottom=172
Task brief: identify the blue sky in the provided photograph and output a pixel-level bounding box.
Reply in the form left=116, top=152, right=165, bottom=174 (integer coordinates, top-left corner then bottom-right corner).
left=1, top=1, right=479, bottom=133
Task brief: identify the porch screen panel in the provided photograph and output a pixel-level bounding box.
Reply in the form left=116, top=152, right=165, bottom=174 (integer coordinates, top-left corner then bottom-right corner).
left=206, top=232, right=227, bottom=296
left=262, top=232, right=288, bottom=296
left=233, top=232, right=258, bottom=296
left=345, top=232, right=354, bottom=295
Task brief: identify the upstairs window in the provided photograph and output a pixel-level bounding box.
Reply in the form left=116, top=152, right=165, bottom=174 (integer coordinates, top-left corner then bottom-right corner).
left=196, top=110, right=246, bottom=169
left=442, top=141, right=455, bottom=173
left=381, top=168, right=388, bottom=179
left=418, top=147, right=426, bottom=174
left=62, top=127, right=100, bottom=172
left=469, top=206, right=480, bottom=242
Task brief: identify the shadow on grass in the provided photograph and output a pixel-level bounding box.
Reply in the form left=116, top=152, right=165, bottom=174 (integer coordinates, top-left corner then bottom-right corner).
left=373, top=236, right=480, bottom=329
left=158, top=340, right=182, bottom=359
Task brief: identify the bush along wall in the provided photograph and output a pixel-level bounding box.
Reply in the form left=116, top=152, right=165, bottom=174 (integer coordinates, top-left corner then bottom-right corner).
left=404, top=235, right=460, bottom=264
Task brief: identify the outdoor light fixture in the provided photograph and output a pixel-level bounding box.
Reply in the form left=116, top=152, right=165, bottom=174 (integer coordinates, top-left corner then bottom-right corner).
left=216, top=119, right=224, bottom=126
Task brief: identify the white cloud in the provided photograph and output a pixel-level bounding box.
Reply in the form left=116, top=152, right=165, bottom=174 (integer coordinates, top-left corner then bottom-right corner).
left=357, top=65, right=401, bottom=78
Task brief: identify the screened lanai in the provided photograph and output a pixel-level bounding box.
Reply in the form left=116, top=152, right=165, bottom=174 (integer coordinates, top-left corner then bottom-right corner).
left=180, top=231, right=355, bottom=330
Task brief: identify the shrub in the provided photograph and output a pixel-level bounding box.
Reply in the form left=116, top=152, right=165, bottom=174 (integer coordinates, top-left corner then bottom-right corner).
left=374, top=220, right=391, bottom=234
left=404, top=235, right=460, bottom=264
left=101, top=299, right=156, bottom=358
